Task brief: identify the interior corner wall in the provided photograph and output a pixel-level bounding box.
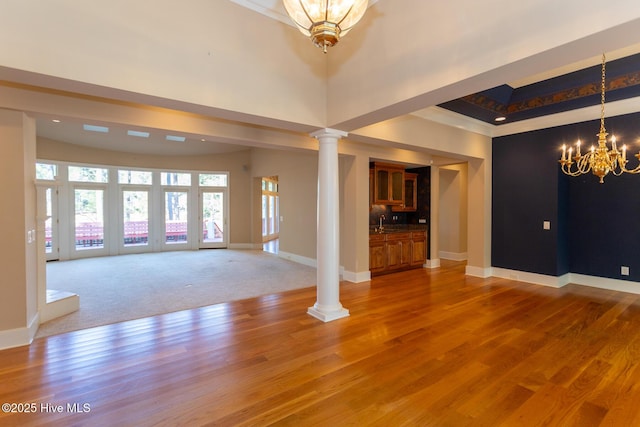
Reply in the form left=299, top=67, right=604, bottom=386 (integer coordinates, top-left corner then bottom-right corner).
left=250, top=148, right=318, bottom=261
left=439, top=165, right=468, bottom=257
left=493, top=111, right=640, bottom=280
left=339, top=152, right=370, bottom=279
left=467, top=157, right=491, bottom=271
left=0, top=109, right=38, bottom=346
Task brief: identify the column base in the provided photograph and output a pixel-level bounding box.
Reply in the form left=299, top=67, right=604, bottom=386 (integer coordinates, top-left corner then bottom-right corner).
left=307, top=306, right=350, bottom=322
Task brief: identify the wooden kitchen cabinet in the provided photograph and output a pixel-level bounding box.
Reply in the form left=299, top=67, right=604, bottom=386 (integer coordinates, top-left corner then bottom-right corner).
left=392, top=172, right=418, bottom=212
left=369, top=233, right=386, bottom=274
left=410, top=231, right=427, bottom=266
left=386, top=232, right=412, bottom=270
left=373, top=163, right=404, bottom=205
left=369, top=230, right=427, bottom=276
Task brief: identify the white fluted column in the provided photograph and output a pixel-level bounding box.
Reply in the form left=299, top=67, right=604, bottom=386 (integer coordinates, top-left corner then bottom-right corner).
left=307, top=128, right=350, bottom=322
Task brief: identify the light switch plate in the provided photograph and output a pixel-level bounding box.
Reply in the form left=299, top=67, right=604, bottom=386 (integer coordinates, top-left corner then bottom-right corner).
left=543, top=221, right=551, bottom=230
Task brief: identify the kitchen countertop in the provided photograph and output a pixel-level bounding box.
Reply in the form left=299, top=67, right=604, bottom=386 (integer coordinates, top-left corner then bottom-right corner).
left=369, top=224, right=428, bottom=235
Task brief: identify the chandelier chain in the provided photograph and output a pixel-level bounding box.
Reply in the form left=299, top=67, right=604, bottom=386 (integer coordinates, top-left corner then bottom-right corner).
left=600, top=54, right=606, bottom=135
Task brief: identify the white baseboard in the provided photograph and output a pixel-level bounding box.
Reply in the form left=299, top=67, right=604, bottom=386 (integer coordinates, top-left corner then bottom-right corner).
left=439, top=251, right=468, bottom=261
left=229, top=243, right=262, bottom=250
left=276, top=252, right=370, bottom=284
left=464, top=265, right=491, bottom=278
left=0, top=312, right=39, bottom=351
left=278, top=251, right=317, bottom=268
left=426, top=258, right=440, bottom=269
left=342, top=269, right=371, bottom=283
left=490, top=267, right=640, bottom=294
left=491, top=267, right=568, bottom=288
left=40, top=293, right=80, bottom=323
left=569, top=273, right=640, bottom=294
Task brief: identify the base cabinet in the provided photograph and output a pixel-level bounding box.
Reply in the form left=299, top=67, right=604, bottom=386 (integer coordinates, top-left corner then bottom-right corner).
left=369, top=234, right=387, bottom=275
left=411, top=231, right=426, bottom=266
left=369, top=230, right=427, bottom=276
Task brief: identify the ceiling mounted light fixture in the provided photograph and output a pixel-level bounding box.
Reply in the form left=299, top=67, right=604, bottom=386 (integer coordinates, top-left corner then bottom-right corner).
left=559, top=53, right=640, bottom=183
left=283, top=0, right=369, bottom=53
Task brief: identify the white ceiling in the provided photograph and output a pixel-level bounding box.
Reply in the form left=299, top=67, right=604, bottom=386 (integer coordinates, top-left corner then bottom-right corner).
left=36, top=116, right=249, bottom=157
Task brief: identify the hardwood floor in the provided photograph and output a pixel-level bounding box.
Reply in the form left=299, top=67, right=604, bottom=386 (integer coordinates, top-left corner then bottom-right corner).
left=2, top=261, right=640, bottom=426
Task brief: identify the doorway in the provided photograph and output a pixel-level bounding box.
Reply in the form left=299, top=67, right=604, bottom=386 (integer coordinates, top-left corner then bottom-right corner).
left=438, top=164, right=468, bottom=261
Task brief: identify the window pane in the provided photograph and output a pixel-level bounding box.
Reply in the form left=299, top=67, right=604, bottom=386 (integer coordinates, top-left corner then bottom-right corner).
left=74, top=188, right=104, bottom=250
left=202, top=192, right=224, bottom=243
left=119, top=170, right=152, bottom=185
left=199, top=173, right=228, bottom=187
left=123, top=190, right=149, bottom=247
left=262, top=194, right=268, bottom=237
left=165, top=191, right=188, bottom=243
left=45, top=188, right=52, bottom=254
left=269, top=195, right=276, bottom=235
left=36, top=163, right=57, bottom=180
left=69, top=166, right=109, bottom=183
left=161, top=172, right=191, bottom=186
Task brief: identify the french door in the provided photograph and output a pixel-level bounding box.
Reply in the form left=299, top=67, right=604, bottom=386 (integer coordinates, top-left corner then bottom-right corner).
left=200, top=189, right=227, bottom=248
left=163, top=189, right=190, bottom=250
left=121, top=188, right=151, bottom=253
left=39, top=163, right=231, bottom=259
left=72, top=186, right=108, bottom=257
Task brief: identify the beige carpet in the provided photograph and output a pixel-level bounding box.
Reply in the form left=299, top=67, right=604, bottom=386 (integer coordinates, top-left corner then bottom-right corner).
left=37, top=249, right=317, bottom=338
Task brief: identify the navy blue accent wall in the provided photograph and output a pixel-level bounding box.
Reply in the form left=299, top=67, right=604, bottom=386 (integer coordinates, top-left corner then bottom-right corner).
left=493, top=111, right=640, bottom=281
left=493, top=127, right=566, bottom=275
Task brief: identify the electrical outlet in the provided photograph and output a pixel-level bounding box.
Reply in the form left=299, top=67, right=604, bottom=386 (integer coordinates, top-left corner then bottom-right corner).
left=621, top=266, right=630, bottom=276
left=543, top=221, right=551, bottom=230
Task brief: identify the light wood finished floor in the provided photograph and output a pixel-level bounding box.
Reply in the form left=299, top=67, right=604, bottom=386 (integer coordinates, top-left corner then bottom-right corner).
left=2, top=261, right=640, bottom=426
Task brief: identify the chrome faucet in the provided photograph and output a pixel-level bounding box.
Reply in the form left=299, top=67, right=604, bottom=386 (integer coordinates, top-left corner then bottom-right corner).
left=379, top=214, right=385, bottom=232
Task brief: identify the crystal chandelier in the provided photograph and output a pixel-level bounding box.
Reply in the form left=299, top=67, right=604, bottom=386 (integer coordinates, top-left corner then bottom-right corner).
left=282, top=0, right=369, bottom=53
left=559, top=53, right=640, bottom=183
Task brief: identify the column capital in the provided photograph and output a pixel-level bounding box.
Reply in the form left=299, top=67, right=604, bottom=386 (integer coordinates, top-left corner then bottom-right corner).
left=310, top=128, right=348, bottom=140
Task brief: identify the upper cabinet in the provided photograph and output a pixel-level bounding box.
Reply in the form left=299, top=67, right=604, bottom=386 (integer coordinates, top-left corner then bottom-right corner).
left=373, top=162, right=404, bottom=205
left=392, top=172, right=418, bottom=212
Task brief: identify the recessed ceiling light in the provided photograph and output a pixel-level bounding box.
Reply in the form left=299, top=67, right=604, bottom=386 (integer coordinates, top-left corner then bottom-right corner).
left=495, top=116, right=507, bottom=122
left=166, top=135, right=186, bottom=142
left=52, top=119, right=61, bottom=123
left=127, top=130, right=150, bottom=138
left=83, top=124, right=109, bottom=133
